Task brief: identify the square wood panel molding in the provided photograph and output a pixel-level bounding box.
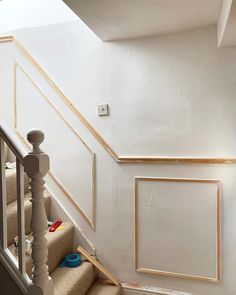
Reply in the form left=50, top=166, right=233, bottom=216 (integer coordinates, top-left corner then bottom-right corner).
left=14, top=62, right=96, bottom=229
left=134, top=177, right=221, bottom=282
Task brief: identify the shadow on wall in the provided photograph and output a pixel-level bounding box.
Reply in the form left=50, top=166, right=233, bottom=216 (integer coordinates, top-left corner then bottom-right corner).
left=0, top=262, right=23, bottom=295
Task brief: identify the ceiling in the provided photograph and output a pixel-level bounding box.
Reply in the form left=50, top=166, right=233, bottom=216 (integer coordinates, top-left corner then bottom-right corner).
left=64, top=0, right=223, bottom=41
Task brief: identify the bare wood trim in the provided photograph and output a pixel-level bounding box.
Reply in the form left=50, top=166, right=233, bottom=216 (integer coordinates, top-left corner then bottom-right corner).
left=119, top=156, right=236, bottom=164
left=15, top=63, right=94, bottom=154
left=134, top=177, right=221, bottom=282
left=135, top=176, right=220, bottom=183
left=13, top=62, right=17, bottom=130
left=0, top=35, right=13, bottom=43
left=49, top=172, right=94, bottom=229
left=15, top=129, right=95, bottom=230
left=134, top=177, right=138, bottom=271
left=0, top=35, right=234, bottom=164
left=216, top=182, right=222, bottom=281
left=122, top=282, right=195, bottom=295
left=91, top=153, right=96, bottom=230
left=77, top=246, right=120, bottom=286
left=14, top=62, right=96, bottom=229
left=136, top=268, right=219, bottom=283
left=12, top=37, right=118, bottom=162
left=16, top=159, right=26, bottom=275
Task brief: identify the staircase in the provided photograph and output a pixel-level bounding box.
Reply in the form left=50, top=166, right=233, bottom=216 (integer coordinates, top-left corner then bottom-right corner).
left=0, top=121, right=121, bottom=295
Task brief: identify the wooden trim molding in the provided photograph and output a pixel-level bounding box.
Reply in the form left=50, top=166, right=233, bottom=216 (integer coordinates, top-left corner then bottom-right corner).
left=122, top=282, right=196, bottom=295
left=134, top=177, right=221, bottom=283
left=77, top=246, right=121, bottom=287
left=14, top=62, right=96, bottom=229
left=1, top=35, right=236, bottom=164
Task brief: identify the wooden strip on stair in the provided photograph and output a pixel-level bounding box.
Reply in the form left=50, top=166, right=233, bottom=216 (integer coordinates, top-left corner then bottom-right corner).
left=77, top=246, right=120, bottom=287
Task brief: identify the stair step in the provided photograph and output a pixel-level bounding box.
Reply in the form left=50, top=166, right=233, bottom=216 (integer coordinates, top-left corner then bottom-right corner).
left=86, top=279, right=121, bottom=295
left=7, top=191, right=50, bottom=245
left=47, top=222, right=74, bottom=274
left=52, top=261, right=96, bottom=295
left=5, top=168, right=29, bottom=205
left=8, top=222, right=74, bottom=277
left=4, top=167, right=119, bottom=295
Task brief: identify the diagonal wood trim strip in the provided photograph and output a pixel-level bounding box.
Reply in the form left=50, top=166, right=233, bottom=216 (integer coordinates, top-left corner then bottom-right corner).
left=14, top=62, right=96, bottom=229
left=1, top=35, right=236, bottom=164
left=0, top=35, right=13, bottom=42
left=77, top=246, right=120, bottom=286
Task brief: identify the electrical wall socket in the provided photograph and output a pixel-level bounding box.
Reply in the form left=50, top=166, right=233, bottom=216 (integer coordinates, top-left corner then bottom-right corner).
left=97, top=104, right=109, bottom=116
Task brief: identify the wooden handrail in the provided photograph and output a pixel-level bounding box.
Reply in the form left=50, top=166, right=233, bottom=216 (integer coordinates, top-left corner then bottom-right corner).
left=0, top=119, right=27, bottom=164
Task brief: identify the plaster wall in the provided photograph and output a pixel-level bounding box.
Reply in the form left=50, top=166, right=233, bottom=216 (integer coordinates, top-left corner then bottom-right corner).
left=13, top=21, right=236, bottom=158
left=0, top=22, right=236, bottom=295
left=0, top=0, right=76, bottom=35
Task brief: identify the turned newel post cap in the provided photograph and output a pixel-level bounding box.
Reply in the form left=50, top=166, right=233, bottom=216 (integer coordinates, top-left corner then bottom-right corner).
left=24, top=129, right=49, bottom=177
left=27, top=129, right=44, bottom=154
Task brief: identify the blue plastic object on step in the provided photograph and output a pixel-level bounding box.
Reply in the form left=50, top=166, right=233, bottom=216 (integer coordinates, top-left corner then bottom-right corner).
left=60, top=253, right=81, bottom=268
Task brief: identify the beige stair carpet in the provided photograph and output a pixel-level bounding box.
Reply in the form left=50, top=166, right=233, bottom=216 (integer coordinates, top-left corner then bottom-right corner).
left=7, top=193, right=50, bottom=245
left=86, top=280, right=121, bottom=295
left=5, top=167, right=121, bottom=295
left=8, top=222, right=74, bottom=277
left=52, top=261, right=96, bottom=295
left=6, top=168, right=29, bottom=205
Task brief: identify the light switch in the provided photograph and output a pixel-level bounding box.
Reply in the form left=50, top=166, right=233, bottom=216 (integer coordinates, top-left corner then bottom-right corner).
left=97, top=104, right=109, bottom=116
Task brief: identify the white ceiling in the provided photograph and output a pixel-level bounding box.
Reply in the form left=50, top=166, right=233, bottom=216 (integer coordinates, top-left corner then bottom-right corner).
left=64, top=0, right=223, bottom=41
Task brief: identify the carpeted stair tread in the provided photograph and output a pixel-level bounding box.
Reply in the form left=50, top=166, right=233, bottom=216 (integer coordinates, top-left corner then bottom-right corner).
left=8, top=222, right=74, bottom=277
left=86, top=280, right=121, bottom=295
left=52, top=261, right=96, bottom=295
left=5, top=167, right=120, bottom=295
left=47, top=222, right=74, bottom=274
left=6, top=168, right=29, bottom=205
left=7, top=191, right=50, bottom=246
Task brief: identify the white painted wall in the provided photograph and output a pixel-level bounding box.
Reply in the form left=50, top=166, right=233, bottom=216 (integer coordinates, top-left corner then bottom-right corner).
left=0, top=22, right=236, bottom=295
left=0, top=0, right=77, bottom=35
left=13, top=20, right=236, bottom=158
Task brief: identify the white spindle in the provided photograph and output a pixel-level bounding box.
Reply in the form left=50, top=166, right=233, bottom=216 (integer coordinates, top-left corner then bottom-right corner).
left=0, top=138, right=7, bottom=250
left=16, top=158, right=26, bottom=274
left=24, top=130, right=53, bottom=295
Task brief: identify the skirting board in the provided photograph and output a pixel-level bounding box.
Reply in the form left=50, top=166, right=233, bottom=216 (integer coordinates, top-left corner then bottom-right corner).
left=122, top=283, right=197, bottom=295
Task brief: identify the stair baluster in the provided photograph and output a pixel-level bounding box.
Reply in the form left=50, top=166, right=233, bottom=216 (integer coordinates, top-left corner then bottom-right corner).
left=0, top=138, right=7, bottom=250
left=24, top=130, right=54, bottom=295
left=16, top=158, right=26, bottom=275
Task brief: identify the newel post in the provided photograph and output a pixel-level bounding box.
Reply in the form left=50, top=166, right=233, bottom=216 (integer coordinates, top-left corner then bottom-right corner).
left=24, top=130, right=53, bottom=295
